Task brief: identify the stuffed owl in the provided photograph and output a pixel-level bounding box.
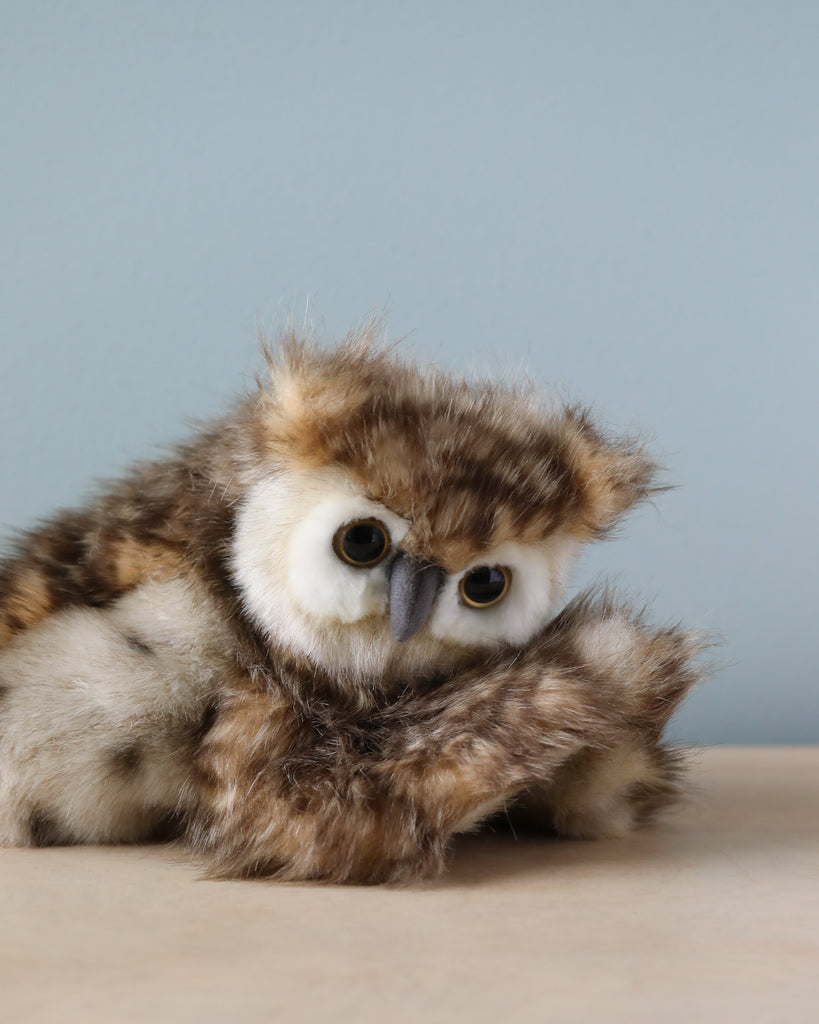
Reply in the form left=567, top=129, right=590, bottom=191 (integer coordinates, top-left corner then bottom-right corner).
left=0, top=324, right=705, bottom=882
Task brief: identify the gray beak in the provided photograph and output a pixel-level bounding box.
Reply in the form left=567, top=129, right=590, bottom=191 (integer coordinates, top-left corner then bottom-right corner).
left=388, top=552, right=445, bottom=642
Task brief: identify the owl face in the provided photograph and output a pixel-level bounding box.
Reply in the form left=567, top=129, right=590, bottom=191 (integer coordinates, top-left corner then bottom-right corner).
left=232, top=327, right=658, bottom=688
left=231, top=466, right=579, bottom=682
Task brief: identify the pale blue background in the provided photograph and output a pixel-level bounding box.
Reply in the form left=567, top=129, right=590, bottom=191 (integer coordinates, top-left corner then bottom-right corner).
left=2, top=2, right=817, bottom=743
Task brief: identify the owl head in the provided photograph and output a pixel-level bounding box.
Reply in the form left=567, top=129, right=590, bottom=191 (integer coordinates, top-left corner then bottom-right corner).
left=231, top=325, right=659, bottom=688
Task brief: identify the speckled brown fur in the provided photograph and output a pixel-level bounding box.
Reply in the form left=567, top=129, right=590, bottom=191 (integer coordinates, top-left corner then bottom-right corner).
left=0, top=325, right=705, bottom=882
left=1, top=324, right=657, bottom=645
left=0, top=415, right=249, bottom=650
left=257, top=325, right=661, bottom=570
left=188, top=589, right=706, bottom=883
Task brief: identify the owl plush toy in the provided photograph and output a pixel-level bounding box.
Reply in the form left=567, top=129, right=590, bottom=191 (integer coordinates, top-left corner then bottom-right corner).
left=0, top=324, right=704, bottom=882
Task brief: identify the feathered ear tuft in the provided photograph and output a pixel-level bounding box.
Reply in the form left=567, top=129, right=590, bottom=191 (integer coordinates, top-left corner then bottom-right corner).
left=255, top=318, right=391, bottom=468
left=561, top=406, right=664, bottom=539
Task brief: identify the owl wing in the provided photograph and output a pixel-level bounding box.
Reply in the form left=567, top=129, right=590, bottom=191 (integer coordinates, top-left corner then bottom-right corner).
left=0, top=441, right=241, bottom=847
left=189, top=587, right=708, bottom=883
left=0, top=481, right=189, bottom=649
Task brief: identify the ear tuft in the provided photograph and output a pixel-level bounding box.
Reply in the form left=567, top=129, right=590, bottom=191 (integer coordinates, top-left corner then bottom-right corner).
left=255, top=319, right=390, bottom=467
left=563, top=406, right=664, bottom=538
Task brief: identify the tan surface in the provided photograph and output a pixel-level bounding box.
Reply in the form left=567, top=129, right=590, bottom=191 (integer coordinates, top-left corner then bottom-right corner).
left=2, top=747, right=818, bottom=1023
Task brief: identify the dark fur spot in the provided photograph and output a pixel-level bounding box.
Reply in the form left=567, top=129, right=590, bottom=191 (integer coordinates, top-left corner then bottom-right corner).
left=5, top=612, right=27, bottom=634
left=29, top=811, right=63, bottom=847
left=125, top=634, right=153, bottom=655
left=133, top=505, right=174, bottom=533
left=191, top=701, right=219, bottom=745
left=145, top=808, right=186, bottom=842
left=349, top=722, right=387, bottom=757
left=110, top=745, right=142, bottom=776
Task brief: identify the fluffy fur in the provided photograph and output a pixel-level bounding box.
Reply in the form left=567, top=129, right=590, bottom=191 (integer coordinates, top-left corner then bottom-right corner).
left=189, top=588, right=705, bottom=882
left=0, top=322, right=705, bottom=882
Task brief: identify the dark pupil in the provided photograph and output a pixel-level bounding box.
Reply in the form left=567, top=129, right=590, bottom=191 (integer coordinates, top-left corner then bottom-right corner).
left=463, top=566, right=506, bottom=604
left=342, top=524, right=386, bottom=564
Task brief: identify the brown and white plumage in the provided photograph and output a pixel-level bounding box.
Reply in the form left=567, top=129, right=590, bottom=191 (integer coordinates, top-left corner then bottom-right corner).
left=0, top=323, right=706, bottom=881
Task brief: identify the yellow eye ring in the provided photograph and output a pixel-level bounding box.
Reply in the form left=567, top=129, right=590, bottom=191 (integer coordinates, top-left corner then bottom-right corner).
left=458, top=565, right=512, bottom=609
left=332, top=519, right=391, bottom=568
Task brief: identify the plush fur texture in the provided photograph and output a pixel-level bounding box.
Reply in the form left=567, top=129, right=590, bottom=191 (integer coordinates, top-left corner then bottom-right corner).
left=0, top=322, right=705, bottom=882
left=189, top=588, right=705, bottom=882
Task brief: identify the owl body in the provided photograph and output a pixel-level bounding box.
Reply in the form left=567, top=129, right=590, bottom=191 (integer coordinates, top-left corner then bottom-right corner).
left=0, top=326, right=705, bottom=881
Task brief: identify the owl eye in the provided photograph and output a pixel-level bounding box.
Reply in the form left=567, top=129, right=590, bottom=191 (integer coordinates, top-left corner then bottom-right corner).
left=459, top=565, right=511, bottom=608
left=333, top=519, right=391, bottom=567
